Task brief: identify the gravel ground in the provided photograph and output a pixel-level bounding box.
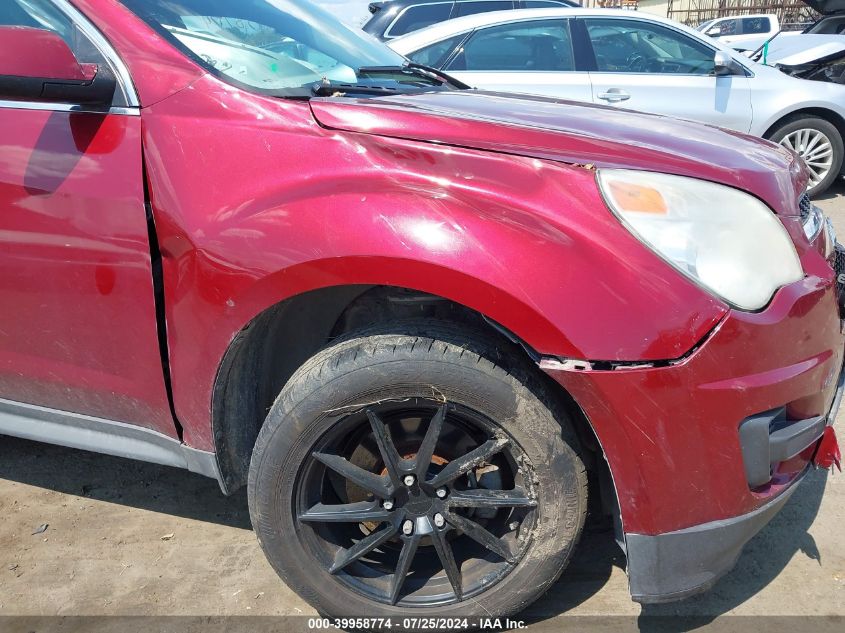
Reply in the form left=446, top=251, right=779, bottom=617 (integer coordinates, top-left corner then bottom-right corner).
left=0, top=181, right=844, bottom=631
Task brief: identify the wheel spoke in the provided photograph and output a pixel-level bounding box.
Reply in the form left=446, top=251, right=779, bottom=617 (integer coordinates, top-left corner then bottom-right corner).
left=806, top=153, right=833, bottom=165
left=428, top=436, right=509, bottom=488
left=431, top=528, right=462, bottom=600
left=804, top=131, right=823, bottom=154
left=299, top=501, right=392, bottom=523
left=312, top=452, right=392, bottom=498
left=329, top=523, right=399, bottom=574
left=416, top=404, right=447, bottom=479
left=445, top=512, right=516, bottom=563
left=804, top=145, right=832, bottom=162
left=367, top=409, right=404, bottom=485
left=389, top=535, right=421, bottom=605
left=448, top=488, right=537, bottom=509
left=807, top=165, right=824, bottom=184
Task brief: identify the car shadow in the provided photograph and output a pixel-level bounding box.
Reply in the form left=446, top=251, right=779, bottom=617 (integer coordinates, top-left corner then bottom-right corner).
left=0, top=435, right=251, bottom=530
left=816, top=179, right=845, bottom=202
left=0, top=435, right=830, bottom=625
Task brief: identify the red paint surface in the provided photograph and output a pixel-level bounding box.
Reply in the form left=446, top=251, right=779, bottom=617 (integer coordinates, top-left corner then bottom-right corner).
left=310, top=91, right=809, bottom=216
left=0, top=0, right=837, bottom=536
left=549, top=267, right=844, bottom=533
left=0, top=26, right=89, bottom=80
left=0, top=107, right=174, bottom=435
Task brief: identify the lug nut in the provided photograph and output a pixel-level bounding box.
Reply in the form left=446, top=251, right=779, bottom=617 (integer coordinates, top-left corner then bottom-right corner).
left=402, top=520, right=414, bottom=535
left=383, top=499, right=394, bottom=510
left=433, top=513, right=445, bottom=528
left=403, top=474, right=416, bottom=486
left=435, top=487, right=447, bottom=499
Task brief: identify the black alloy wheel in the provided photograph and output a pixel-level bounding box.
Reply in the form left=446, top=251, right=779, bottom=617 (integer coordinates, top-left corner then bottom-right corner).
left=296, top=400, right=537, bottom=606
left=248, top=321, right=588, bottom=618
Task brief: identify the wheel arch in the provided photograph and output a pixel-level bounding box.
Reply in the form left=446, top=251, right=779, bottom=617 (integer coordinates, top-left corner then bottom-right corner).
left=210, top=282, right=611, bottom=503
left=762, top=106, right=845, bottom=148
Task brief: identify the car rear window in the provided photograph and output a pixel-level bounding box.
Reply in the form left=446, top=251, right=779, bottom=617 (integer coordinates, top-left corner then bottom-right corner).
left=741, top=16, right=771, bottom=34
left=388, top=3, right=453, bottom=37
left=453, top=1, right=514, bottom=18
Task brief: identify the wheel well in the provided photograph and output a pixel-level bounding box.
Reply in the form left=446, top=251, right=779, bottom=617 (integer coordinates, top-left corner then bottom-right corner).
left=211, top=285, right=606, bottom=497
left=763, top=107, right=845, bottom=143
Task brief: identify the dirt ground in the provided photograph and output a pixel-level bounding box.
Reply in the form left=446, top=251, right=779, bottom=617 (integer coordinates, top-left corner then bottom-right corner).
left=1, top=183, right=844, bottom=630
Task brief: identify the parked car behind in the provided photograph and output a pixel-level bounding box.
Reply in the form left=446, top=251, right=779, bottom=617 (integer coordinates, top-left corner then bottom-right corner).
left=364, top=0, right=579, bottom=40
left=697, top=13, right=780, bottom=45
left=390, top=7, right=845, bottom=195
left=728, top=0, right=844, bottom=54
left=727, top=2, right=845, bottom=86
left=0, top=0, right=843, bottom=622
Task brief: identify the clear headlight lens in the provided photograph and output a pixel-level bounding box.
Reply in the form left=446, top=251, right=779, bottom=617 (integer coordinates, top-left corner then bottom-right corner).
left=597, top=169, right=803, bottom=311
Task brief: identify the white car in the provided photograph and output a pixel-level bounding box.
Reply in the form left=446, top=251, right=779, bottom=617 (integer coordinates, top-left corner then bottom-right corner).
left=697, top=13, right=781, bottom=46
left=726, top=2, right=845, bottom=86
left=727, top=1, right=844, bottom=55
left=389, top=7, right=845, bottom=195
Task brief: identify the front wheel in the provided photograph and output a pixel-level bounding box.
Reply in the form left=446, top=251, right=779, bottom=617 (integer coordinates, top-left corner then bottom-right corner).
left=767, top=115, right=843, bottom=198
left=248, top=321, right=587, bottom=618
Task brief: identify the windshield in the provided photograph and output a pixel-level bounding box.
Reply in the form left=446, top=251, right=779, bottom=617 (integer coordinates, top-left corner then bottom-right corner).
left=119, top=0, right=423, bottom=97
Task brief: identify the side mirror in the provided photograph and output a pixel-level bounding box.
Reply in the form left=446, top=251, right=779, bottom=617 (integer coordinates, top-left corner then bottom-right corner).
left=706, top=27, right=721, bottom=37
left=714, top=51, right=738, bottom=76
left=0, top=26, right=115, bottom=107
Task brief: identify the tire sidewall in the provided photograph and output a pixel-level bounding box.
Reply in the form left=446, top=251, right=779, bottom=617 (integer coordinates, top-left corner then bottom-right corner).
left=249, top=337, right=585, bottom=618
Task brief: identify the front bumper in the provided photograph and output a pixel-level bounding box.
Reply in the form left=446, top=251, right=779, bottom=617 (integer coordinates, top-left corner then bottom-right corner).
left=543, top=264, right=844, bottom=602
left=626, top=361, right=843, bottom=603
left=624, top=479, right=799, bottom=603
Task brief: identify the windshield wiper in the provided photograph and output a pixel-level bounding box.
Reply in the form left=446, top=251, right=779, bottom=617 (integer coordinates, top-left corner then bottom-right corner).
left=311, top=78, right=401, bottom=97
left=357, top=62, right=470, bottom=90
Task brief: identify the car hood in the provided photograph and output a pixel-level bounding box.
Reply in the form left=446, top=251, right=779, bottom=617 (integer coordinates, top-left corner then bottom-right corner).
left=766, top=34, right=845, bottom=64
left=310, top=90, right=807, bottom=214
left=805, top=0, right=845, bottom=15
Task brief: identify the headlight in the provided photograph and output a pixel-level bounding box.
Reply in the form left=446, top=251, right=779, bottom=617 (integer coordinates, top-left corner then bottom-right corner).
left=597, top=169, right=803, bottom=311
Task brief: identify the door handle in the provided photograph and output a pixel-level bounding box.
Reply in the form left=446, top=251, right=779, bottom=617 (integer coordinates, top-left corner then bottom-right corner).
left=597, top=90, right=630, bottom=103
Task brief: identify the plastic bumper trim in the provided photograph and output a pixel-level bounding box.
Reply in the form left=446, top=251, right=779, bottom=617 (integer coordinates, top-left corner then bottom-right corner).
left=626, top=477, right=799, bottom=604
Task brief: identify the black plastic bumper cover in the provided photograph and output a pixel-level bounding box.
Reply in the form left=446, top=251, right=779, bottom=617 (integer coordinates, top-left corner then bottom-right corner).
left=626, top=482, right=798, bottom=604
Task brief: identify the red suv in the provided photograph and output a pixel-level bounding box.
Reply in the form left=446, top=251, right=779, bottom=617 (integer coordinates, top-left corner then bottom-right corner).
left=0, top=0, right=841, bottom=620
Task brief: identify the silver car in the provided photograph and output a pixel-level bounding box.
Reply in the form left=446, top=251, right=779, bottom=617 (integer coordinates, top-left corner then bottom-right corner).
left=389, top=7, right=845, bottom=195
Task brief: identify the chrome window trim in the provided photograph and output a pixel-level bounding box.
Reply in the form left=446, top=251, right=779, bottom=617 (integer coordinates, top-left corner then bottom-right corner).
left=0, top=99, right=140, bottom=116
left=51, top=0, right=139, bottom=107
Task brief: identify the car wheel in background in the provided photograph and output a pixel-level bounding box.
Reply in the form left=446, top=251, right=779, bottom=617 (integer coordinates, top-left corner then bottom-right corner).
left=767, top=115, right=844, bottom=198
left=248, top=321, right=588, bottom=618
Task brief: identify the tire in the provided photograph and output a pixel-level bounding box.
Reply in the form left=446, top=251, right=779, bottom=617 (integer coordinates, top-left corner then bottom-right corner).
left=248, top=320, right=588, bottom=619
left=766, top=115, right=844, bottom=198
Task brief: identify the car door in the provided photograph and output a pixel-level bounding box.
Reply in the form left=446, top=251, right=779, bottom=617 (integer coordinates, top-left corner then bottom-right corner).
left=443, top=18, right=593, bottom=101
left=0, top=0, right=175, bottom=436
left=581, top=17, right=753, bottom=133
